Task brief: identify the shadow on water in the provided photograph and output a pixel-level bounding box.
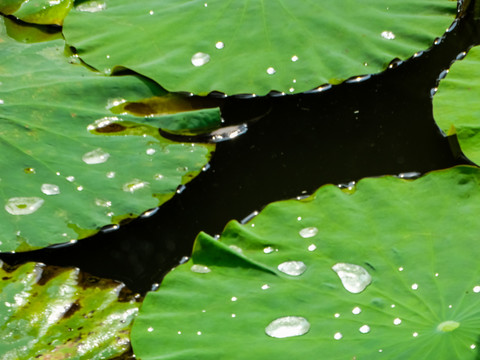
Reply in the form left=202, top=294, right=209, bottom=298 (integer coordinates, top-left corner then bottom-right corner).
left=1, top=3, right=479, bottom=294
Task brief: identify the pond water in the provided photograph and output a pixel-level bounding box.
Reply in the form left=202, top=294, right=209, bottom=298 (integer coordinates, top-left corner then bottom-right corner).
left=1, top=6, right=479, bottom=294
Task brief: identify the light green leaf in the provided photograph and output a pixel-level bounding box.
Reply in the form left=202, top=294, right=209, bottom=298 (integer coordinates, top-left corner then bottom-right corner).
left=0, top=260, right=140, bottom=359
left=0, top=0, right=73, bottom=25
left=63, top=0, right=457, bottom=95
left=0, top=18, right=219, bottom=251
left=132, top=166, right=480, bottom=359
left=433, top=45, right=480, bottom=164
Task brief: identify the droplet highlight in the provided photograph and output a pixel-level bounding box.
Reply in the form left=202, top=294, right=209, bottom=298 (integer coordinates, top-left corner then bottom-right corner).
left=122, top=179, right=148, bottom=193
left=299, top=226, right=318, bottom=238
left=359, top=325, right=371, bottom=334
left=82, top=148, right=110, bottom=165
left=381, top=31, right=395, bottom=40
left=191, top=264, right=211, bottom=273
left=334, top=332, right=343, bottom=340
left=215, top=41, right=224, bottom=49
left=332, top=263, right=372, bottom=293
left=266, top=67, right=276, bottom=75
left=41, top=184, right=60, bottom=195
left=278, top=261, right=306, bottom=276
left=5, top=197, right=44, bottom=215
left=265, top=316, right=310, bottom=338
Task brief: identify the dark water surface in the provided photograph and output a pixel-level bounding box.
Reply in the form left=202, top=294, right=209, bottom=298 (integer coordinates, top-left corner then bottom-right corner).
left=1, top=3, right=480, bottom=294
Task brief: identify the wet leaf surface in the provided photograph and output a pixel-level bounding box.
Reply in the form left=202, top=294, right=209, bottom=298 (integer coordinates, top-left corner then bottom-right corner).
left=0, top=260, right=140, bottom=359
left=132, top=166, right=480, bottom=359
left=63, top=0, right=457, bottom=94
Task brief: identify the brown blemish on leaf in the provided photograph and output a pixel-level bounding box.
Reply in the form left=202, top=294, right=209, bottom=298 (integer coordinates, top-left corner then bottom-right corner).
left=95, top=123, right=127, bottom=133
left=62, top=300, right=81, bottom=319
left=37, top=265, right=70, bottom=286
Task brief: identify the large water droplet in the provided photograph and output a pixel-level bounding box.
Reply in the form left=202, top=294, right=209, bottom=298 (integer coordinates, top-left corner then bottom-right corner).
left=215, top=41, right=224, bottom=49
left=359, top=325, right=371, bottom=334
left=5, top=197, right=44, bottom=215
left=332, top=263, right=372, bottom=293
left=299, top=226, right=318, bottom=238
left=82, top=148, right=110, bottom=165
left=191, top=264, right=211, bottom=273
left=437, top=320, right=460, bottom=332
left=265, top=316, right=310, bottom=338
left=381, top=31, right=395, bottom=40
left=76, top=0, right=107, bottom=12
left=191, top=52, right=210, bottom=66
left=87, top=116, right=121, bottom=131
left=266, top=67, right=276, bottom=75
left=210, top=124, right=248, bottom=142
left=278, top=261, right=306, bottom=276
left=41, top=184, right=60, bottom=195
left=334, top=332, right=343, bottom=340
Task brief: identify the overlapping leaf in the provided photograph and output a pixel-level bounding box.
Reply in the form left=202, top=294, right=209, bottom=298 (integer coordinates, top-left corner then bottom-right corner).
left=63, top=0, right=457, bottom=95
left=433, top=45, right=480, bottom=164
left=0, top=0, right=73, bottom=25
left=0, top=17, right=219, bottom=251
left=132, top=166, right=480, bottom=359
left=0, top=260, right=140, bottom=359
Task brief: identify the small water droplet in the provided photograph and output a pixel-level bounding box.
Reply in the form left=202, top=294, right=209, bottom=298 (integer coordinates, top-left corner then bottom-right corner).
left=5, top=197, right=44, bottom=215
left=82, top=148, right=110, bottom=165
left=210, top=124, right=248, bottom=142
left=352, top=307, right=361, bottom=315
left=177, top=331, right=182, bottom=335
left=434, top=273, right=439, bottom=277
left=76, top=186, right=83, bottom=191
left=87, top=116, right=121, bottom=131
left=261, top=284, right=270, bottom=290
left=291, top=55, right=299, bottom=62
left=231, top=314, right=236, bottom=318
left=229, top=245, right=243, bottom=253
left=122, top=179, right=148, bottom=193
left=391, top=304, right=396, bottom=308
left=265, top=316, right=310, bottom=338
left=76, top=1, right=107, bottom=12
left=334, top=332, right=343, bottom=340
left=197, top=331, right=202, bottom=335
left=146, top=148, right=156, bottom=155
left=263, top=246, right=275, bottom=254
left=411, top=283, right=418, bottom=290
left=66, top=176, right=75, bottom=182
left=473, top=286, right=480, bottom=293
left=154, top=174, right=164, bottom=180
left=393, top=318, right=402, bottom=325
left=398, top=267, right=404, bottom=272
left=176, top=166, right=188, bottom=172
left=289, top=87, right=295, bottom=92
left=147, top=327, right=154, bottom=332
left=278, top=261, right=306, bottom=276
left=231, top=296, right=237, bottom=302
left=191, top=52, right=210, bottom=67
left=471, top=344, right=476, bottom=350
left=24, top=167, right=35, bottom=174
left=41, top=184, right=60, bottom=195
left=456, top=51, right=467, bottom=60
left=191, top=264, right=211, bottom=273
left=95, top=198, right=112, bottom=207
left=297, top=216, right=302, bottom=221
left=381, top=31, right=395, bottom=40
left=149, top=10, right=154, bottom=14
left=179, top=256, right=189, bottom=264
left=0, top=99, right=4, bottom=105
left=332, top=263, right=372, bottom=293
left=266, top=67, right=276, bottom=75
left=359, top=325, right=370, bottom=334
left=106, top=171, right=115, bottom=178
left=106, top=55, right=110, bottom=59
left=412, top=332, right=419, bottom=337
left=334, top=313, right=340, bottom=318
left=448, top=304, right=453, bottom=309
left=151, top=283, right=160, bottom=291
left=299, top=226, right=318, bottom=238
left=307, top=244, right=316, bottom=251
left=215, top=41, right=224, bottom=49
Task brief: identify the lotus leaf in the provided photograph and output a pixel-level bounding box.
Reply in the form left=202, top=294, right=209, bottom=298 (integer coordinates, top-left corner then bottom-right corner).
left=132, top=166, right=480, bottom=359
left=0, top=18, right=219, bottom=252
left=63, top=0, right=457, bottom=95
left=0, top=0, right=73, bottom=25
left=0, top=260, right=140, bottom=359
left=433, top=45, right=480, bottom=165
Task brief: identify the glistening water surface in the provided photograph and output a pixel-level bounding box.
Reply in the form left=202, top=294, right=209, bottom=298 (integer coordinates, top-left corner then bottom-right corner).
left=1, top=5, right=479, bottom=294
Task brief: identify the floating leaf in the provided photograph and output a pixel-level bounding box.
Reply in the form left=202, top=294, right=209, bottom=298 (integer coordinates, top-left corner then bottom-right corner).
left=0, top=18, right=219, bottom=251
left=0, top=0, right=73, bottom=25
left=63, top=0, right=457, bottom=95
left=433, top=46, right=480, bottom=164
left=132, top=166, right=480, bottom=359
left=0, top=260, right=140, bottom=359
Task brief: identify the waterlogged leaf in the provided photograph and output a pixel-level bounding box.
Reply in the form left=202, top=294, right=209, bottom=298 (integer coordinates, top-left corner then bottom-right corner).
left=132, top=166, right=480, bottom=359
left=0, top=0, right=73, bottom=25
left=0, top=18, right=219, bottom=251
left=63, top=0, right=457, bottom=95
left=433, top=46, right=480, bottom=164
left=0, top=260, right=140, bottom=359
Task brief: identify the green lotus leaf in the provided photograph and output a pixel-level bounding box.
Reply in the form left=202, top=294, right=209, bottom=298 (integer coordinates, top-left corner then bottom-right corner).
left=0, top=260, right=140, bottom=359
left=0, top=17, right=219, bottom=252
left=0, top=0, right=73, bottom=25
left=132, top=166, right=480, bottom=359
left=62, top=0, right=457, bottom=95
left=433, top=46, right=480, bottom=165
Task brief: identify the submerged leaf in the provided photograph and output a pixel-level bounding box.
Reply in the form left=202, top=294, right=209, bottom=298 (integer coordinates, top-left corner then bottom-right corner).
left=433, top=46, right=480, bottom=164
left=0, top=260, right=140, bottom=359
left=132, top=166, right=480, bottom=359
left=63, top=0, right=457, bottom=94
left=0, top=18, right=219, bottom=251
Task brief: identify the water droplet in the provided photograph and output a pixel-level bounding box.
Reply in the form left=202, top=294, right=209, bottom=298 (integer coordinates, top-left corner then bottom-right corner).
left=106, top=55, right=110, bottom=59
left=448, top=304, right=453, bottom=309
left=87, top=116, right=121, bottom=131
left=176, top=185, right=186, bottom=194
left=456, top=51, right=467, bottom=60
left=334, top=332, right=343, bottom=340
left=261, top=284, right=270, bottom=290
left=215, top=41, right=224, bottom=49
left=24, top=167, right=35, bottom=174
left=176, top=166, right=188, bottom=173
left=411, top=283, right=418, bottom=290
left=149, top=10, right=154, bottom=15
left=191, top=52, right=210, bottom=67
left=473, top=286, right=480, bottom=293
left=179, top=256, right=189, bottom=264
left=381, top=31, right=395, bottom=40
left=412, top=332, right=419, bottom=337
left=141, top=208, right=159, bottom=218
left=106, top=171, right=115, bottom=178
left=151, top=283, right=160, bottom=291
left=278, top=261, right=306, bottom=276
left=391, top=304, right=396, bottom=308
left=393, top=318, right=402, bottom=325
left=210, top=124, right=248, bottom=142
left=231, top=314, right=236, bottom=318
left=190, top=264, right=211, bottom=273
left=299, top=226, right=318, bottom=238
left=241, top=210, right=258, bottom=224
left=307, top=244, right=316, bottom=251
left=229, top=245, right=243, bottom=253
left=437, top=320, right=460, bottom=332
left=398, top=267, right=404, bottom=272
left=147, top=327, right=154, bottom=332
left=95, top=198, right=112, bottom=207
left=154, top=174, right=164, bottom=180
left=289, top=87, right=295, bottom=92
left=291, top=55, right=299, bottom=62
left=66, top=176, right=75, bottom=182
left=5, top=197, right=44, bottom=215
left=266, top=67, right=276, bottom=75
left=434, top=273, right=439, bottom=277
left=471, top=344, right=476, bottom=350
left=332, top=263, right=372, bottom=293
left=297, top=216, right=302, bottom=221
left=122, top=179, right=148, bottom=193
left=197, top=331, right=202, bottom=335
left=76, top=1, right=107, bottom=12
left=0, top=99, right=4, bottom=105
left=334, top=313, right=340, bottom=318
left=263, top=246, right=275, bottom=254
left=359, top=325, right=370, bottom=334
left=41, top=184, right=60, bottom=195
left=76, top=186, right=83, bottom=191
left=82, top=148, right=110, bottom=165
left=231, top=296, right=237, bottom=302
left=265, top=316, right=310, bottom=338
left=352, top=307, right=361, bottom=315
left=146, top=148, right=156, bottom=155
